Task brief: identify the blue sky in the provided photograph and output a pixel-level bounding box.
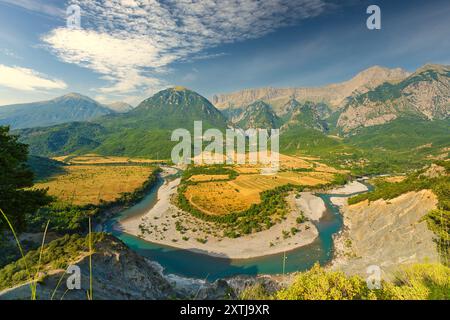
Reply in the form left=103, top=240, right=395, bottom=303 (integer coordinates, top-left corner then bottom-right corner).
left=0, top=0, right=449, bottom=106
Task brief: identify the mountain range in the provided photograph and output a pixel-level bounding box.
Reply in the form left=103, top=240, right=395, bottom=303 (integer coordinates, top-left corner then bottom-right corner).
left=16, top=87, right=228, bottom=158
left=233, top=100, right=282, bottom=130
left=220, top=64, right=449, bottom=133
left=337, top=64, right=450, bottom=133
left=0, top=93, right=134, bottom=129
left=212, top=66, right=411, bottom=112
left=106, top=102, right=134, bottom=113
left=4, top=64, right=449, bottom=172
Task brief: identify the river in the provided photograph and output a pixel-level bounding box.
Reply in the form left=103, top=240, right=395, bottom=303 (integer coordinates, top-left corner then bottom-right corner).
left=104, top=169, right=372, bottom=281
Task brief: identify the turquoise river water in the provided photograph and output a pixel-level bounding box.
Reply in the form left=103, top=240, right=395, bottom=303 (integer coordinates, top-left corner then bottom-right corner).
left=104, top=173, right=372, bottom=281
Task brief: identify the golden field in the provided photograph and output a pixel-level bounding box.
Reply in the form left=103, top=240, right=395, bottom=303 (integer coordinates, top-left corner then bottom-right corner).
left=185, top=170, right=335, bottom=216
left=34, top=165, right=154, bottom=206
left=189, top=174, right=230, bottom=182
left=52, top=154, right=161, bottom=165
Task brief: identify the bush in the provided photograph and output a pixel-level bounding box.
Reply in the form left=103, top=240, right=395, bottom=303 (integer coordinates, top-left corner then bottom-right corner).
left=260, top=263, right=450, bottom=300
left=0, top=233, right=106, bottom=291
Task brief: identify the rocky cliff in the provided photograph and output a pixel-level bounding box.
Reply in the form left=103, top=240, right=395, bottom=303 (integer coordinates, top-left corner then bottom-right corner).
left=331, top=190, right=440, bottom=279
left=337, top=64, right=450, bottom=132
left=213, top=66, right=410, bottom=112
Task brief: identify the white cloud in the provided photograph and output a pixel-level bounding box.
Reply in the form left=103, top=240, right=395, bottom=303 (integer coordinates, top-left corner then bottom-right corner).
left=42, top=0, right=327, bottom=97
left=0, top=64, right=67, bottom=91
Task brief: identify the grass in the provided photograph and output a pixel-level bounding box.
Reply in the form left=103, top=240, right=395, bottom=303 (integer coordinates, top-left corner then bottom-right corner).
left=0, top=230, right=103, bottom=294
left=0, top=208, right=36, bottom=298
left=33, top=164, right=155, bottom=206
left=181, top=154, right=338, bottom=216
left=54, top=154, right=162, bottom=165
left=185, top=170, right=333, bottom=216
left=177, top=158, right=345, bottom=236
left=1, top=208, right=97, bottom=300
left=241, top=262, right=450, bottom=300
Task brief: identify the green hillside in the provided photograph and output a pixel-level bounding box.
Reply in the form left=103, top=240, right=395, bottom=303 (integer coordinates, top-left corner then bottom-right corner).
left=16, top=88, right=228, bottom=159
left=12, top=87, right=449, bottom=173
left=235, top=100, right=282, bottom=129
left=286, top=102, right=328, bottom=131
left=122, top=87, right=227, bottom=130
left=0, top=93, right=112, bottom=130
left=17, top=122, right=108, bottom=157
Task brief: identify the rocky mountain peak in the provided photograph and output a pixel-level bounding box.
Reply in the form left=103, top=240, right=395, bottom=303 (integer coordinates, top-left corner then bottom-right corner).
left=337, top=64, right=450, bottom=133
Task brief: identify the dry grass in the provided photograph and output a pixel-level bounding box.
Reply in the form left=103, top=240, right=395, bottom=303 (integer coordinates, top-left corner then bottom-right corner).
left=34, top=165, right=153, bottom=205
left=184, top=153, right=337, bottom=216
left=188, top=174, right=230, bottom=182
left=191, top=152, right=314, bottom=170
left=186, top=182, right=250, bottom=215
left=185, top=170, right=333, bottom=216
left=233, top=167, right=261, bottom=174
left=383, top=176, right=407, bottom=183
left=52, top=154, right=161, bottom=165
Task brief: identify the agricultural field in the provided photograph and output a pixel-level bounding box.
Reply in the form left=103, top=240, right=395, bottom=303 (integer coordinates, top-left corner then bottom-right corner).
left=52, top=154, right=161, bottom=165
left=184, top=155, right=338, bottom=216
left=33, top=164, right=154, bottom=206
left=188, top=174, right=230, bottom=182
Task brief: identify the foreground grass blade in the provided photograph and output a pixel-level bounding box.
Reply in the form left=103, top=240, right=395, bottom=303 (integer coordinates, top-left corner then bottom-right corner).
left=50, top=270, right=67, bottom=300
left=31, top=220, right=51, bottom=299
left=0, top=208, right=35, bottom=299
left=87, top=217, right=93, bottom=300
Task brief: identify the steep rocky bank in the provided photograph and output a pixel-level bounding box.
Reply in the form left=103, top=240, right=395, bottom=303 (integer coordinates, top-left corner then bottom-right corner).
left=331, top=190, right=440, bottom=279
left=0, top=235, right=258, bottom=300
left=0, top=235, right=176, bottom=300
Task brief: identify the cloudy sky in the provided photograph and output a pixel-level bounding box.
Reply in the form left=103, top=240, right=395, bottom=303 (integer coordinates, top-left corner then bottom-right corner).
left=0, top=0, right=449, bottom=106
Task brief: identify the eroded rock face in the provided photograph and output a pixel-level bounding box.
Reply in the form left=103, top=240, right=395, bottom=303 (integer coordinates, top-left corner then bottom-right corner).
left=0, top=236, right=176, bottom=300
left=0, top=235, right=270, bottom=300
left=420, top=164, right=448, bottom=179
left=337, top=64, right=450, bottom=132
left=331, top=190, right=440, bottom=279
left=213, top=66, right=410, bottom=112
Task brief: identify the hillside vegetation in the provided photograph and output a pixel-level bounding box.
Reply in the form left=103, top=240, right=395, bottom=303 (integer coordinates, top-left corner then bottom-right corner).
left=0, top=233, right=106, bottom=291
left=12, top=74, right=449, bottom=175
left=0, top=93, right=112, bottom=130
left=241, top=263, right=450, bottom=300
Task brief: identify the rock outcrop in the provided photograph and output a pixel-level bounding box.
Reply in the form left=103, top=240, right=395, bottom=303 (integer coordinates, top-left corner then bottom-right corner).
left=337, top=64, right=450, bottom=132
left=213, top=66, right=410, bottom=111
left=0, top=236, right=176, bottom=300
left=331, top=190, right=440, bottom=279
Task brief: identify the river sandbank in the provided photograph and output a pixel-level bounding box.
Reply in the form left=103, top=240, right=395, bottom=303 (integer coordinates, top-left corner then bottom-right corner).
left=293, top=192, right=327, bottom=221
left=327, top=181, right=368, bottom=195
left=118, top=168, right=323, bottom=259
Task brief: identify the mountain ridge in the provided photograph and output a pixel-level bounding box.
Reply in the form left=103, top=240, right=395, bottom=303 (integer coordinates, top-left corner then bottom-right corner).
left=337, top=64, right=450, bottom=132
left=16, top=88, right=228, bottom=158
left=106, top=101, right=134, bottom=113
left=213, top=66, right=410, bottom=112
left=233, top=100, right=282, bottom=130
left=0, top=93, right=112, bottom=129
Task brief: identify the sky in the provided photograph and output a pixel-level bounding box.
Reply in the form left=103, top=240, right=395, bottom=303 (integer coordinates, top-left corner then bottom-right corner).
left=0, top=0, right=449, bottom=106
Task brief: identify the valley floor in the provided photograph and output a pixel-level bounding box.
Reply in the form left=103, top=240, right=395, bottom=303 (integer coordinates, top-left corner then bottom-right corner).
left=118, top=167, right=320, bottom=259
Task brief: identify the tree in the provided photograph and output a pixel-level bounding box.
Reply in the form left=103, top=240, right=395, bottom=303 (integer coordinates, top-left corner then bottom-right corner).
left=0, top=126, right=52, bottom=232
